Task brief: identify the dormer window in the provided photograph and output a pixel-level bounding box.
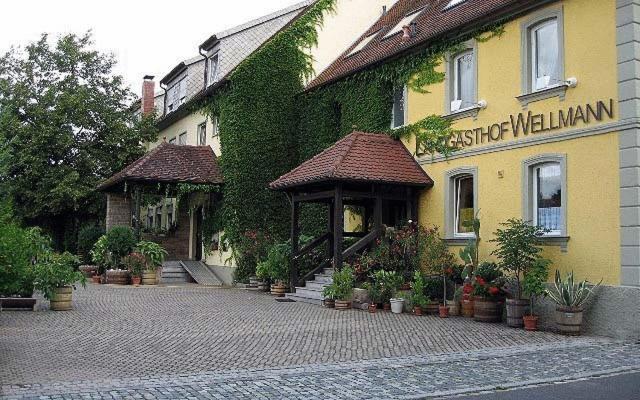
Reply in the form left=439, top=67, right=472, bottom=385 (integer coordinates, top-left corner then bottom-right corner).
left=208, top=53, right=220, bottom=86
left=166, top=77, right=186, bottom=113
left=346, top=31, right=380, bottom=57
left=384, top=8, right=423, bottom=38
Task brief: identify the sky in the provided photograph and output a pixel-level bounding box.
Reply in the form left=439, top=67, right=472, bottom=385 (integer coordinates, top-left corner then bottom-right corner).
left=0, top=0, right=301, bottom=97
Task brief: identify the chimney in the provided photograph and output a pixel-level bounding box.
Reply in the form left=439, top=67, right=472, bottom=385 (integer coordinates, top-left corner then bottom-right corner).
left=142, top=75, right=155, bottom=115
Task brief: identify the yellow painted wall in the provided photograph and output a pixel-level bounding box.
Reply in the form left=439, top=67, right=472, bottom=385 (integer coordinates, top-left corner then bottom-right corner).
left=148, top=109, right=221, bottom=156
left=404, top=0, right=621, bottom=284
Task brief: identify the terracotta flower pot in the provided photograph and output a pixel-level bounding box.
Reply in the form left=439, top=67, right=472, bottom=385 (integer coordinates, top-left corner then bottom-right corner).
left=131, top=276, right=142, bottom=286
left=439, top=305, right=450, bottom=318
left=368, top=303, right=377, bottom=313
left=383, top=303, right=391, bottom=311
left=413, top=306, right=422, bottom=316
left=523, top=315, right=539, bottom=331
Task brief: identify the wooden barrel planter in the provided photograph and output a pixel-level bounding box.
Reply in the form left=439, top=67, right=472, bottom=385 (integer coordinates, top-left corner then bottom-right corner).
left=322, top=298, right=335, bottom=308
left=461, top=299, right=474, bottom=317
left=141, top=270, right=157, bottom=285
left=106, top=270, right=130, bottom=285
left=555, top=306, right=583, bottom=335
left=424, top=303, right=439, bottom=315
left=50, top=286, right=73, bottom=311
left=446, top=300, right=460, bottom=316
left=270, top=283, right=287, bottom=297
left=505, top=299, right=530, bottom=327
left=473, top=296, right=502, bottom=323
left=335, top=300, right=351, bottom=310
left=79, top=265, right=98, bottom=278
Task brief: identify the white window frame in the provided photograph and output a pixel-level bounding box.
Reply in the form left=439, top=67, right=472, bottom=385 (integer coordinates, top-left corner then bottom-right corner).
left=384, top=9, right=424, bottom=39
left=212, top=116, right=220, bottom=137
left=452, top=49, right=475, bottom=111
left=178, top=132, right=187, bottom=145
left=522, top=154, right=568, bottom=239
left=198, top=122, right=207, bottom=145
left=166, top=76, right=187, bottom=112
left=207, top=53, right=220, bottom=86
left=391, top=86, right=407, bottom=129
left=444, top=167, right=478, bottom=241
left=168, top=137, right=177, bottom=144
left=531, top=19, right=560, bottom=92
left=453, top=175, right=475, bottom=238
left=444, top=41, right=479, bottom=118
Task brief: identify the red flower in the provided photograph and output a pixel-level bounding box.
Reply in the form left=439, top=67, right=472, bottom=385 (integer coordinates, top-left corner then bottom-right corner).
left=489, top=286, right=500, bottom=296
left=463, top=284, right=473, bottom=294
left=476, top=277, right=486, bottom=286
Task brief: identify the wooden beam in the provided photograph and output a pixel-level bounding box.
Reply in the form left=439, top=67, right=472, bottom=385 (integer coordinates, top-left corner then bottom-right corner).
left=333, top=185, right=344, bottom=270
left=374, top=186, right=383, bottom=235
left=343, top=231, right=367, bottom=238
left=342, top=229, right=378, bottom=260
left=292, top=189, right=335, bottom=203
left=343, top=190, right=408, bottom=201
left=290, top=200, right=299, bottom=292
left=293, top=232, right=330, bottom=261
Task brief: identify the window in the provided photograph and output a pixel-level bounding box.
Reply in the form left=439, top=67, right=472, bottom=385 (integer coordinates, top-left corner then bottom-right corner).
left=444, top=0, right=467, bottom=9
left=198, top=122, right=207, bottom=145
left=391, top=86, right=406, bottom=128
left=166, top=77, right=187, bottom=112
left=531, top=19, right=560, bottom=91
left=146, top=209, right=154, bottom=228
left=445, top=167, right=478, bottom=240
left=384, top=8, right=423, bottom=38
left=207, top=53, right=220, bottom=86
left=533, top=163, right=562, bottom=234
left=522, top=154, right=567, bottom=241
left=454, top=175, right=475, bottom=236
left=520, top=8, right=565, bottom=100
left=212, top=116, right=220, bottom=137
left=178, top=132, right=187, bottom=145
left=347, top=31, right=379, bottom=57
left=155, top=207, right=162, bottom=230
left=169, top=137, right=177, bottom=144
left=452, top=50, right=475, bottom=111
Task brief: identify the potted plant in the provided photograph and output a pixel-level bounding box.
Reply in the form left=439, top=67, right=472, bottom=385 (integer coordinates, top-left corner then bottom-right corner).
left=103, top=226, right=137, bottom=284
left=136, top=240, right=167, bottom=285
left=123, top=252, right=146, bottom=286
left=34, top=252, right=86, bottom=311
left=546, top=270, right=601, bottom=335
left=332, top=266, right=354, bottom=310
left=409, top=271, right=429, bottom=316
left=491, top=218, right=548, bottom=328
left=373, top=270, right=402, bottom=312
left=322, top=285, right=336, bottom=308
left=522, top=258, right=551, bottom=331
left=363, top=280, right=383, bottom=313
left=256, top=241, right=290, bottom=297
left=450, top=286, right=462, bottom=316
left=445, top=265, right=464, bottom=316
left=90, top=235, right=109, bottom=283
left=472, top=262, right=505, bottom=323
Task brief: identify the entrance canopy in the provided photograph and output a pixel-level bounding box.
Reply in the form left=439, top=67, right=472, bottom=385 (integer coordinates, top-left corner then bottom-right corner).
left=270, top=131, right=433, bottom=291
left=98, top=142, right=223, bottom=193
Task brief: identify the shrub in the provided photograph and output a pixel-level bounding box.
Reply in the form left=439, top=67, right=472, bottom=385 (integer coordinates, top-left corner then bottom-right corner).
left=256, top=242, right=291, bottom=284
left=409, top=271, right=430, bottom=309
left=77, top=225, right=105, bottom=264
left=0, top=225, right=51, bottom=297
left=135, top=240, right=167, bottom=271
left=123, top=252, right=146, bottom=277
left=104, top=226, right=136, bottom=268
left=331, top=266, right=355, bottom=301
left=522, top=258, right=551, bottom=315
left=90, top=235, right=109, bottom=273
left=371, top=269, right=403, bottom=303
left=33, top=252, right=86, bottom=300
left=472, top=262, right=505, bottom=298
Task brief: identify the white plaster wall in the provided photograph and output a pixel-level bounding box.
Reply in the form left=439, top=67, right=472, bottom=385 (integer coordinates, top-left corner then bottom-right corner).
left=148, top=110, right=221, bottom=156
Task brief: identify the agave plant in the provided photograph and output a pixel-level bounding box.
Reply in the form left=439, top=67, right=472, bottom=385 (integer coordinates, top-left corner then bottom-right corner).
left=546, top=270, right=601, bottom=309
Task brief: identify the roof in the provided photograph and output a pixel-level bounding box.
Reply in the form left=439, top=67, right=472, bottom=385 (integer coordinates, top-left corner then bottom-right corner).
left=307, top=0, right=542, bottom=90
left=98, top=143, right=223, bottom=192
left=270, top=131, right=433, bottom=190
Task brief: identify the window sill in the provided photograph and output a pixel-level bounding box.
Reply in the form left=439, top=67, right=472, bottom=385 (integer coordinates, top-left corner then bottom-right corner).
left=443, top=105, right=481, bottom=121
left=516, top=84, right=568, bottom=108
left=538, top=235, right=570, bottom=252
left=444, top=236, right=476, bottom=245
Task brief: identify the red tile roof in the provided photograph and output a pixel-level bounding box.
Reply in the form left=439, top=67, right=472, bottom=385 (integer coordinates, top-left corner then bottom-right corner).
left=270, top=131, right=433, bottom=190
left=307, top=0, right=538, bottom=90
left=98, top=142, right=223, bottom=191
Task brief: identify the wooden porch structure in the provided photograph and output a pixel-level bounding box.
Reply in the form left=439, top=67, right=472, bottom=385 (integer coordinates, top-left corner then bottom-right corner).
left=270, top=132, right=434, bottom=292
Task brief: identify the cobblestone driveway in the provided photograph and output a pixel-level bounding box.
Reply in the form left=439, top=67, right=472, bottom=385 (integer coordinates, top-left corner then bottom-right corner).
left=2, top=284, right=638, bottom=399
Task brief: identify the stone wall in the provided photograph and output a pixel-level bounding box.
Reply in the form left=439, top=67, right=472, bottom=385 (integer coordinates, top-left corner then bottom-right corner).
left=534, top=285, right=640, bottom=341
left=106, top=194, right=132, bottom=231
left=142, top=202, right=191, bottom=261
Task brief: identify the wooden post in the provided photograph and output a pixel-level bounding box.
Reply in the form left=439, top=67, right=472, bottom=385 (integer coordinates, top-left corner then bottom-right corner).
left=133, top=186, right=142, bottom=241
left=290, top=197, right=300, bottom=292
left=405, top=187, right=413, bottom=222
left=327, top=201, right=334, bottom=261
left=333, top=185, right=344, bottom=271
left=374, top=186, right=383, bottom=236
left=363, top=205, right=370, bottom=233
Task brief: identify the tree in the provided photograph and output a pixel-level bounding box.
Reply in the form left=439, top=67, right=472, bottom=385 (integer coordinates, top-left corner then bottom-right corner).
left=0, top=32, right=157, bottom=249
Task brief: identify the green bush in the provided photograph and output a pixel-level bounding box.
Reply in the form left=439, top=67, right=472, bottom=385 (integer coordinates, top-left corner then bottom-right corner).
left=256, top=242, right=291, bottom=283
left=331, top=266, right=355, bottom=301
left=104, top=226, right=136, bottom=267
left=0, top=224, right=51, bottom=297
left=123, top=252, right=146, bottom=277
left=77, top=225, right=105, bottom=264
left=135, top=240, right=167, bottom=271
left=90, top=235, right=109, bottom=273
left=34, top=252, right=85, bottom=300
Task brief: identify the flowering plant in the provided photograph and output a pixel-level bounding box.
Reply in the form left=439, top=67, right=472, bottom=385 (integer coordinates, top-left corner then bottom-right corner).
left=471, top=262, right=505, bottom=298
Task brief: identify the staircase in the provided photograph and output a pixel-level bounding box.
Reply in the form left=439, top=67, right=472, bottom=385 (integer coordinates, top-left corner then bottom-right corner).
left=160, top=261, right=193, bottom=284
left=285, top=267, right=334, bottom=305
left=180, top=260, right=223, bottom=286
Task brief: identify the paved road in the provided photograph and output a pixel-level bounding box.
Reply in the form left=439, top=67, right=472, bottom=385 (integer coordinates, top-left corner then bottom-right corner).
left=2, top=284, right=639, bottom=399
left=447, top=371, right=640, bottom=400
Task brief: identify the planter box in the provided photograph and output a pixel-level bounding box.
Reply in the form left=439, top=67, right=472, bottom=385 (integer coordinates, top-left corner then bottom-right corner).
left=1, top=297, right=36, bottom=311
left=106, top=270, right=130, bottom=285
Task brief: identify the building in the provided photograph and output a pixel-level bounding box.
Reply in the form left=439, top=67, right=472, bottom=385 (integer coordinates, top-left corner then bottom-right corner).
left=100, top=0, right=396, bottom=285
left=280, top=0, right=639, bottom=339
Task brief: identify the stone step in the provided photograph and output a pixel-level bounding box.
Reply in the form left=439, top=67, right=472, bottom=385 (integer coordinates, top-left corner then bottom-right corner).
left=305, top=281, right=330, bottom=291
left=314, top=274, right=333, bottom=284
left=285, top=293, right=323, bottom=306
left=323, top=268, right=335, bottom=275
left=294, top=287, right=324, bottom=300
left=161, top=277, right=192, bottom=283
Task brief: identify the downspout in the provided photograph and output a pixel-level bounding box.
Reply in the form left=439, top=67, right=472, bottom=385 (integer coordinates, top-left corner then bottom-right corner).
left=199, top=46, right=208, bottom=90
left=160, top=82, right=168, bottom=117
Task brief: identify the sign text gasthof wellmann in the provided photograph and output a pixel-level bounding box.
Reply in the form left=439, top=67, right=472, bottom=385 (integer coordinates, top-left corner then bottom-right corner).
left=446, top=98, right=615, bottom=149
